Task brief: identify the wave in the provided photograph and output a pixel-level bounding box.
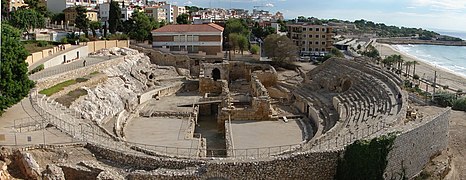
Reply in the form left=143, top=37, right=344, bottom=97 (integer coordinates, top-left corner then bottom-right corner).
left=394, top=44, right=466, bottom=78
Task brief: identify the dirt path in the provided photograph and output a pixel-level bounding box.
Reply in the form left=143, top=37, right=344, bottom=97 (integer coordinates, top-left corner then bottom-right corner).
left=448, top=110, right=466, bottom=179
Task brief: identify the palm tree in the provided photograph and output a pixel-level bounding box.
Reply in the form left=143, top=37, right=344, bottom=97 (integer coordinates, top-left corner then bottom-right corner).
left=412, top=61, right=419, bottom=79
left=404, top=61, right=412, bottom=76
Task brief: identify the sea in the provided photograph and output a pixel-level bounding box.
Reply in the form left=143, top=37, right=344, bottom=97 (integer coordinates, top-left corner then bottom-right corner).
left=393, top=44, right=466, bottom=78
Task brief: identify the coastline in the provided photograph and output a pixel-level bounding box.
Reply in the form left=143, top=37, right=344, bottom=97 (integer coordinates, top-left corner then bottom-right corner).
left=373, top=42, right=466, bottom=92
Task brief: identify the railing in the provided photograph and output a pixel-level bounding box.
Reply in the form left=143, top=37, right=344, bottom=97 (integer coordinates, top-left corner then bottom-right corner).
left=22, top=87, right=394, bottom=159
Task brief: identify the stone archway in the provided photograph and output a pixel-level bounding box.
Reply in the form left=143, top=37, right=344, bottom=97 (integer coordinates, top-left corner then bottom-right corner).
left=212, top=68, right=221, bottom=81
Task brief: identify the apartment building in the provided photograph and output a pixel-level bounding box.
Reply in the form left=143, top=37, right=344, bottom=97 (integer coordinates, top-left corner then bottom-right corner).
left=64, top=6, right=98, bottom=25
left=286, top=23, right=335, bottom=56
left=145, top=6, right=166, bottom=22
left=151, top=23, right=224, bottom=55
left=47, top=0, right=98, bottom=13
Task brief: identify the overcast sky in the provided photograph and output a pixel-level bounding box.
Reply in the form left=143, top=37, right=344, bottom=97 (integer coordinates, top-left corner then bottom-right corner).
left=169, top=0, right=466, bottom=32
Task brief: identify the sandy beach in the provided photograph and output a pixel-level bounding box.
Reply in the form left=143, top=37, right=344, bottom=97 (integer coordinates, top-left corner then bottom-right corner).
left=373, top=42, right=466, bottom=92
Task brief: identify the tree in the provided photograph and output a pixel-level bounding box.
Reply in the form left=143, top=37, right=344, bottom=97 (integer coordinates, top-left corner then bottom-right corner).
left=252, top=22, right=276, bottom=39
left=237, top=35, right=248, bottom=55
left=51, top=13, right=65, bottom=25
left=74, top=6, right=90, bottom=37
left=228, top=33, right=240, bottom=53
left=0, top=24, right=35, bottom=115
left=108, top=0, right=122, bottom=34
left=250, top=44, right=260, bottom=55
left=10, top=9, right=45, bottom=32
left=1, top=0, right=8, bottom=17
left=264, top=34, right=298, bottom=62
left=89, top=21, right=101, bottom=37
left=123, top=10, right=155, bottom=41
left=412, top=61, right=419, bottom=78
left=23, top=0, right=50, bottom=17
left=176, top=13, right=189, bottom=24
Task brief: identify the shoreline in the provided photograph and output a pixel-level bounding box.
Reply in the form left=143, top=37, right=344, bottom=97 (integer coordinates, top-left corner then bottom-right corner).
left=374, top=42, right=466, bottom=92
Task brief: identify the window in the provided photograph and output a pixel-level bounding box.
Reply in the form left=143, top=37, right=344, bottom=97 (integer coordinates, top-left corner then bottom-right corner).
left=308, top=28, right=313, bottom=31
left=316, top=35, right=319, bottom=38
left=322, top=28, right=326, bottom=31
left=309, top=35, right=312, bottom=38
left=303, top=28, right=307, bottom=31
left=315, top=48, right=319, bottom=51
left=322, top=48, right=326, bottom=51
left=322, top=35, right=326, bottom=38
left=316, top=28, right=319, bottom=31
left=315, top=41, right=319, bottom=44
left=322, top=42, right=326, bottom=45
left=303, top=35, right=306, bottom=38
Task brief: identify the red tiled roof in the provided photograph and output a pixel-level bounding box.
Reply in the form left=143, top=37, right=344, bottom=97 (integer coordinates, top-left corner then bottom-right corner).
left=152, top=23, right=224, bottom=33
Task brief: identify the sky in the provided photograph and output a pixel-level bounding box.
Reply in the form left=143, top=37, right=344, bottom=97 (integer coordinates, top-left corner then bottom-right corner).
left=167, top=0, right=466, bottom=32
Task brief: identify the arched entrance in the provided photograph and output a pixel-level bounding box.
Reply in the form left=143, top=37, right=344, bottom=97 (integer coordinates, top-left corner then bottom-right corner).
left=212, top=68, right=221, bottom=81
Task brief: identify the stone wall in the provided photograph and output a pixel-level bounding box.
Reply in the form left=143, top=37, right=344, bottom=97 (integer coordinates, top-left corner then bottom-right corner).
left=199, top=78, right=225, bottom=95
left=384, top=108, right=451, bottom=179
left=139, top=82, right=183, bottom=104
left=87, top=40, right=129, bottom=53
left=85, top=143, right=341, bottom=180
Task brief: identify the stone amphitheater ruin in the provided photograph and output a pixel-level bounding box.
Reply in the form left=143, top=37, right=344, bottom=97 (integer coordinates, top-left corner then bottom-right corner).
left=0, top=46, right=450, bottom=179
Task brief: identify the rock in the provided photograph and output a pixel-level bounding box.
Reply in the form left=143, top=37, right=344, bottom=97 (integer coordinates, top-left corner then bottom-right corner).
left=42, top=164, right=65, bottom=180
left=19, top=152, right=41, bottom=179
left=97, top=170, right=125, bottom=180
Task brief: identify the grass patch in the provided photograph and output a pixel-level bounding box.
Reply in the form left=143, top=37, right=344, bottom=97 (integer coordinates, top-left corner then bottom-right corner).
left=39, top=78, right=89, bottom=96
left=89, top=71, right=100, bottom=75
left=55, top=89, right=88, bottom=107
left=22, top=40, right=60, bottom=54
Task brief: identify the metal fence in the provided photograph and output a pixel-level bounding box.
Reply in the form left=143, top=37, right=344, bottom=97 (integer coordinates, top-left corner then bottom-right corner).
left=24, top=88, right=392, bottom=159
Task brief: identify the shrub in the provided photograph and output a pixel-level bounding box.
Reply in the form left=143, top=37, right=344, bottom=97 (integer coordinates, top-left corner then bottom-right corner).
left=413, top=74, right=420, bottom=80
left=37, top=40, right=49, bottom=47
left=250, top=44, right=260, bottom=55
left=432, top=91, right=456, bottom=107
left=60, top=37, right=68, bottom=44
left=108, top=33, right=129, bottom=40
left=79, top=36, right=89, bottom=42
left=29, top=64, right=44, bottom=75
left=452, top=98, right=466, bottom=111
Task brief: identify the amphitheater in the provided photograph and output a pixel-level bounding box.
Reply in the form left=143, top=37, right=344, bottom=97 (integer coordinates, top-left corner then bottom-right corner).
left=0, top=46, right=450, bottom=179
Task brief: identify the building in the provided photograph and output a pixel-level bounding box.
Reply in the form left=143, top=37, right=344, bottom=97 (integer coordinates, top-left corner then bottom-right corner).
left=121, top=6, right=134, bottom=21
left=64, top=6, right=99, bottom=25
left=8, top=0, right=28, bottom=12
left=144, top=6, right=166, bottom=22
left=173, top=5, right=186, bottom=24
left=98, top=3, right=110, bottom=22
left=286, top=23, right=335, bottom=56
left=151, top=23, right=224, bottom=55
left=47, top=0, right=98, bottom=14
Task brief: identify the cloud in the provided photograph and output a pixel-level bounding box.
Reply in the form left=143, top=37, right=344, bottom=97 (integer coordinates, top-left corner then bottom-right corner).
left=184, top=0, right=193, bottom=5
left=265, top=3, right=274, bottom=7
left=412, top=0, right=466, bottom=10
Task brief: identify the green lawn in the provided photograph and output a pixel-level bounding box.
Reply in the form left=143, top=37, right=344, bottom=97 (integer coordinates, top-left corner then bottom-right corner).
left=22, top=40, right=62, bottom=54
left=38, top=74, right=97, bottom=96
left=39, top=79, right=77, bottom=96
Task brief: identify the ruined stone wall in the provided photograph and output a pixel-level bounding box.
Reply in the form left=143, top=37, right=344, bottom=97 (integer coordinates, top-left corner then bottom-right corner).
left=130, top=45, right=200, bottom=77
left=139, top=82, right=183, bottom=104
left=251, top=66, right=278, bottom=88
left=384, top=108, right=450, bottom=179
left=85, top=143, right=341, bottom=180
left=201, top=62, right=230, bottom=81
left=199, top=78, right=225, bottom=95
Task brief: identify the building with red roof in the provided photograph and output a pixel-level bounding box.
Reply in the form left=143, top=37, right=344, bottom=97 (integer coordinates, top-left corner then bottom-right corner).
left=151, top=23, right=224, bottom=55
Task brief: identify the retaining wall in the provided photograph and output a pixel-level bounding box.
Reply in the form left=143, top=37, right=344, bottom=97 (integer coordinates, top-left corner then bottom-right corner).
left=384, top=108, right=451, bottom=179
left=43, top=46, right=89, bottom=69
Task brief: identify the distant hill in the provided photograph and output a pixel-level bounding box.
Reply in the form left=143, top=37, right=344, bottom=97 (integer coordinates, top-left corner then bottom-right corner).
left=289, top=17, right=463, bottom=41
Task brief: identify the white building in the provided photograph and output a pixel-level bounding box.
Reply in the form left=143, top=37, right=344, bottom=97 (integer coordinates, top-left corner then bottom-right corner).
left=121, top=6, right=134, bottom=21
left=99, top=3, right=110, bottom=22
left=162, top=4, right=175, bottom=23
left=47, top=0, right=98, bottom=14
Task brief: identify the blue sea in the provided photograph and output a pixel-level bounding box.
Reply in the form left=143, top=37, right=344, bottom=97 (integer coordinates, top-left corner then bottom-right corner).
left=393, top=44, right=466, bottom=78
